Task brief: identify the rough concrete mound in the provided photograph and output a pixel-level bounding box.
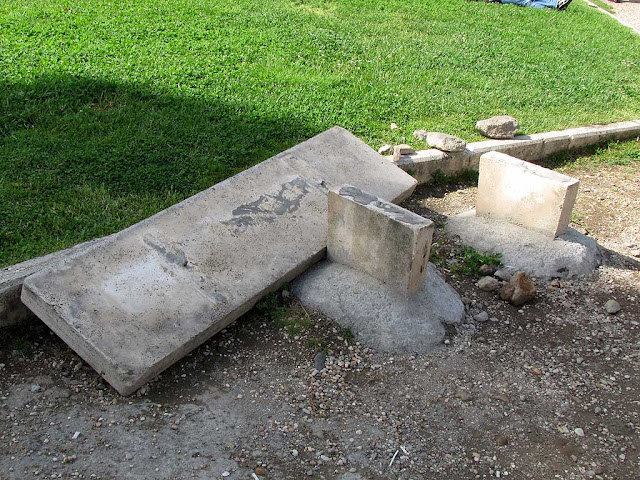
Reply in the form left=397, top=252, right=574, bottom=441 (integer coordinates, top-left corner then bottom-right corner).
left=293, top=262, right=464, bottom=353
left=21, top=127, right=417, bottom=395
left=447, top=211, right=602, bottom=279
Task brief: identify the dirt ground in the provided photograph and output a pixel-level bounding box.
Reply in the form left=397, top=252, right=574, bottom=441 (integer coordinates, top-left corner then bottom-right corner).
left=1, top=152, right=638, bottom=479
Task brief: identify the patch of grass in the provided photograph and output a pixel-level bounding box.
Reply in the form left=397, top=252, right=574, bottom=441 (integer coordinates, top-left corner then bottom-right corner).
left=450, top=246, right=502, bottom=277
left=2, top=0, right=640, bottom=267
left=541, top=139, right=640, bottom=172
left=590, top=0, right=615, bottom=14
left=255, top=291, right=313, bottom=335
left=337, top=327, right=355, bottom=342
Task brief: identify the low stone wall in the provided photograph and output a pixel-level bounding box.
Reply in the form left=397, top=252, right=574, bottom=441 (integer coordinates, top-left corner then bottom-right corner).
left=397, top=120, right=640, bottom=184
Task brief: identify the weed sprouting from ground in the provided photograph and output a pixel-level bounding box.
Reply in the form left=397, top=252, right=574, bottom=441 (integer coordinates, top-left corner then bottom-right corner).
left=450, top=246, right=502, bottom=277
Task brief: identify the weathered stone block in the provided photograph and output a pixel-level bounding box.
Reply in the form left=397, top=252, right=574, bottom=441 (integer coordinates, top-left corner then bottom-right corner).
left=476, top=151, right=579, bottom=238
left=327, top=186, right=434, bottom=295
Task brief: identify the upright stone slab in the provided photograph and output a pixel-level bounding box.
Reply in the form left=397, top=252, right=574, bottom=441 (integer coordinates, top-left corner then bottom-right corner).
left=21, top=127, right=417, bottom=395
left=476, top=151, right=579, bottom=238
left=328, top=186, right=434, bottom=296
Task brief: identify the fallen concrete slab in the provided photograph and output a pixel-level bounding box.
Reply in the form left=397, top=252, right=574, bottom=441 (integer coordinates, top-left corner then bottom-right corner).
left=293, top=261, right=463, bottom=353
left=21, top=127, right=417, bottom=395
left=446, top=211, right=602, bottom=279
left=1, top=236, right=111, bottom=328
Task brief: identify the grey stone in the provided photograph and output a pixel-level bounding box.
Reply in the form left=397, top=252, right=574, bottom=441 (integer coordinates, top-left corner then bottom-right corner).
left=392, top=144, right=415, bottom=163
left=426, top=132, right=466, bottom=152
left=314, top=352, right=327, bottom=371
left=474, top=311, right=489, bottom=322
left=21, top=127, right=417, bottom=396
left=292, top=262, right=464, bottom=353
left=413, top=129, right=428, bottom=141
left=494, top=268, right=513, bottom=282
left=476, top=151, right=579, bottom=238
left=447, top=211, right=602, bottom=279
left=378, top=144, right=393, bottom=155
left=477, top=276, right=500, bottom=292
left=328, top=186, right=434, bottom=295
left=476, top=115, right=520, bottom=139
left=605, top=299, right=621, bottom=314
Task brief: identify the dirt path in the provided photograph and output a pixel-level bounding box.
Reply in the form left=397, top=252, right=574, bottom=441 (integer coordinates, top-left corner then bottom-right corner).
left=1, top=155, right=638, bottom=479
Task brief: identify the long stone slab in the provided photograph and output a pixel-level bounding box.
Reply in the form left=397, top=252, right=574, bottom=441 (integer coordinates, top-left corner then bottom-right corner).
left=21, top=127, right=417, bottom=395
left=1, top=236, right=111, bottom=328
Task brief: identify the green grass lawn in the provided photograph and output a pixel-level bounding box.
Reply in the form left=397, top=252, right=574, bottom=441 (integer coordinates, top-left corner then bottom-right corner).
left=1, top=0, right=639, bottom=267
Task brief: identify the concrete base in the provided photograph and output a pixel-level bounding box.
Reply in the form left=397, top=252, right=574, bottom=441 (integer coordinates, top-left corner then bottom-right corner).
left=446, top=211, right=602, bottom=279
left=293, top=262, right=464, bottom=353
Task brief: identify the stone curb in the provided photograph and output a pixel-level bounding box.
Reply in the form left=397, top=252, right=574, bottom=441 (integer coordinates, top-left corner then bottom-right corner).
left=396, top=120, right=640, bottom=184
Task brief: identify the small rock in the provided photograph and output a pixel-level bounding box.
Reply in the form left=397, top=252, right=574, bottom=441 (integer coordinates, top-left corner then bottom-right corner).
left=604, top=299, right=621, bottom=314
left=493, top=393, right=510, bottom=402
left=30, top=384, right=41, bottom=393
left=426, top=132, right=467, bottom=152
left=412, top=129, right=428, bottom=141
left=508, top=272, right=536, bottom=306
left=494, top=434, right=509, bottom=446
left=631, top=249, right=640, bottom=258
left=574, top=427, right=585, bottom=437
left=494, top=268, right=512, bottom=282
left=291, top=449, right=299, bottom=457
left=255, top=467, right=265, bottom=476
left=320, top=455, right=330, bottom=462
left=390, top=123, right=399, bottom=130
left=378, top=144, right=393, bottom=155
left=499, top=284, right=515, bottom=301
left=125, top=453, right=133, bottom=461
left=473, top=311, right=489, bottom=322
left=477, top=276, right=500, bottom=292
left=314, top=352, right=327, bottom=371
left=392, top=144, right=415, bottom=163
left=476, top=115, right=520, bottom=139
left=478, top=264, right=494, bottom=276
left=281, top=290, right=292, bottom=299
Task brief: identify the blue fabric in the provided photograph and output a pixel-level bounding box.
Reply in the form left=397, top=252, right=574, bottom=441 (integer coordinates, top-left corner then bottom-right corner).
left=501, top=0, right=558, bottom=8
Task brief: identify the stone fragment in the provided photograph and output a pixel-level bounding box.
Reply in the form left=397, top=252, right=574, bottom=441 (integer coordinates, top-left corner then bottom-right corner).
left=413, top=129, right=428, bottom=140
left=476, top=115, right=520, bottom=139
left=476, top=151, right=579, bottom=238
left=426, top=132, right=466, bottom=152
left=474, top=311, right=489, bottom=322
left=604, top=299, right=621, bottom=314
left=390, top=123, right=399, bottom=130
left=477, top=276, right=500, bottom=292
left=378, top=144, right=393, bottom=155
left=328, top=186, right=434, bottom=295
left=392, top=144, right=415, bottom=162
left=314, top=352, right=327, bottom=371
left=455, top=389, right=473, bottom=401
left=499, top=284, right=515, bottom=301
left=508, top=272, right=536, bottom=307
left=494, top=268, right=512, bottom=282
left=479, top=264, right=494, bottom=275
left=21, top=127, right=417, bottom=396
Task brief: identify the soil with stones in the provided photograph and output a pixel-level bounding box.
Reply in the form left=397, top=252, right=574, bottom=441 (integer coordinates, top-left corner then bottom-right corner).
left=1, top=157, right=638, bottom=480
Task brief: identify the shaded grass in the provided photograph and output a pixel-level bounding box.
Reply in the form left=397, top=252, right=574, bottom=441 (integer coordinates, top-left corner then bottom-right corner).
left=540, top=139, right=640, bottom=172
left=1, top=0, right=640, bottom=266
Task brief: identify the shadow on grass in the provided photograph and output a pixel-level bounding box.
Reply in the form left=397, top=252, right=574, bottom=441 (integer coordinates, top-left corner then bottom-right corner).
left=0, top=74, right=321, bottom=267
